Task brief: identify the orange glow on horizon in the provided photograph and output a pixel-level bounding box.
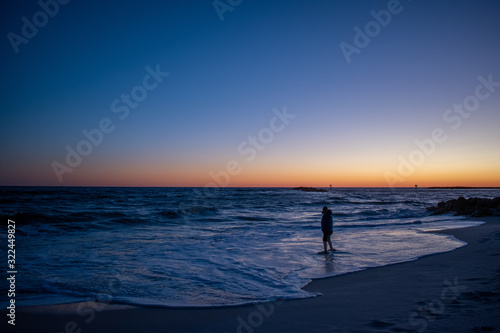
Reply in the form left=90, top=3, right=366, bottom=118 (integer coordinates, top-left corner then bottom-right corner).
left=5, top=154, right=499, bottom=187
left=47, top=163, right=500, bottom=188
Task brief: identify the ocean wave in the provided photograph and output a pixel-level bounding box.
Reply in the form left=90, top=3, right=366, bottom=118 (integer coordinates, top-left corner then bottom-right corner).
left=334, top=220, right=423, bottom=229
left=0, top=211, right=56, bottom=224
left=235, top=216, right=269, bottom=222
left=332, top=212, right=350, bottom=217
left=178, top=206, right=219, bottom=216
left=41, top=279, right=115, bottom=302
left=159, top=210, right=183, bottom=219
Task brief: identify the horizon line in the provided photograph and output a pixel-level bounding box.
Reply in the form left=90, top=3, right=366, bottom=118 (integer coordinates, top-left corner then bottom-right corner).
left=2, top=185, right=500, bottom=189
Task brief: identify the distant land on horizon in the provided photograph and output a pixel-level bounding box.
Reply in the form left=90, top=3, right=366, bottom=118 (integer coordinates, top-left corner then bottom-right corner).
left=425, top=186, right=500, bottom=189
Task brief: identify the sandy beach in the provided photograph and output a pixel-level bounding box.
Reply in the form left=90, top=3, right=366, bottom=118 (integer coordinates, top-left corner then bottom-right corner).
left=4, top=217, right=500, bottom=333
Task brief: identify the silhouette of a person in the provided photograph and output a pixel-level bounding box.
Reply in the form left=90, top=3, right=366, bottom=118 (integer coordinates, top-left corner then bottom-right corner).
left=321, top=206, right=334, bottom=253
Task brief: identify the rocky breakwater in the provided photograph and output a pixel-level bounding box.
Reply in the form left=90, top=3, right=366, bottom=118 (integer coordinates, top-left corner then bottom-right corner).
left=427, top=197, right=500, bottom=217
left=292, top=187, right=327, bottom=193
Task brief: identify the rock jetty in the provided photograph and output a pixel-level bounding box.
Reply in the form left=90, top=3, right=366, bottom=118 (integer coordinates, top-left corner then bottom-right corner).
left=292, top=187, right=327, bottom=193
left=427, top=197, right=500, bottom=217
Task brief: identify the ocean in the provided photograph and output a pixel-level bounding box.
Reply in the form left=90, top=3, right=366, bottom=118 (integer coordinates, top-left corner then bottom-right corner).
left=1, top=187, right=499, bottom=308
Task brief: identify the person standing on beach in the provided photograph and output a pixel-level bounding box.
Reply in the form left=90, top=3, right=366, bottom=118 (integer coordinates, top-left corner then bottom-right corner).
left=321, top=206, right=334, bottom=253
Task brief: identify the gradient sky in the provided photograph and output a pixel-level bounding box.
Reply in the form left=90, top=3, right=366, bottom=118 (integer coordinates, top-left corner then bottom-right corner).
left=1, top=0, right=499, bottom=187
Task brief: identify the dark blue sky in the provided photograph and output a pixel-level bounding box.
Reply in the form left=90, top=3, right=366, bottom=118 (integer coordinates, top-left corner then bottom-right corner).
left=1, top=0, right=500, bottom=186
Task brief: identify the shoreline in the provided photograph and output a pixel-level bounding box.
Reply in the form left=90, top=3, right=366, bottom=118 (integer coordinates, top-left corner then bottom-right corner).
left=5, top=219, right=479, bottom=311
left=4, top=217, right=500, bottom=332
